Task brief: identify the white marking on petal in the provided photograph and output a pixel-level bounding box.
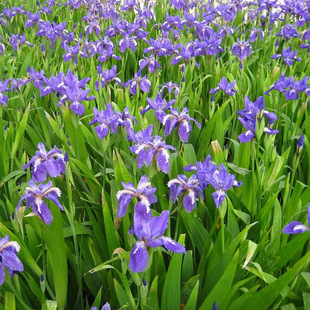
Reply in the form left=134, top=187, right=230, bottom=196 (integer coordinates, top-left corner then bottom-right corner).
left=167, top=179, right=181, bottom=188
left=0, top=241, right=20, bottom=253
left=116, top=189, right=134, bottom=200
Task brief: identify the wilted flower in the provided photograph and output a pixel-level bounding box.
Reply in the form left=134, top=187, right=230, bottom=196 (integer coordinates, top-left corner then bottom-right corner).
left=168, top=175, right=204, bottom=212
left=0, top=235, right=24, bottom=286
left=283, top=205, right=310, bottom=234
left=129, top=204, right=185, bottom=273
left=17, top=180, right=64, bottom=225
left=22, top=143, right=68, bottom=182
left=116, top=175, right=157, bottom=218
left=209, top=164, right=242, bottom=207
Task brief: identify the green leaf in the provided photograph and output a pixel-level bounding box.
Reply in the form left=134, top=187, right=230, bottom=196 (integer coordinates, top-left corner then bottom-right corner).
left=229, top=251, right=310, bottom=310
left=161, top=235, right=185, bottom=310
left=5, top=292, right=15, bottom=310
left=184, top=281, right=199, bottom=310
left=199, top=250, right=239, bottom=310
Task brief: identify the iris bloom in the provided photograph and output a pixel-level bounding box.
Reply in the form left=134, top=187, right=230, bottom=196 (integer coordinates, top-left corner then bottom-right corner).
left=210, top=77, right=238, bottom=96
left=89, top=104, right=121, bottom=140
left=271, top=47, right=301, bottom=66
left=23, top=143, right=68, bottom=183
left=0, top=235, right=23, bottom=286
left=116, top=175, right=157, bottom=218
left=162, top=108, right=201, bottom=143
left=168, top=175, right=203, bottom=213
left=141, top=93, right=175, bottom=122
left=209, top=164, right=242, bottom=207
left=129, top=204, right=185, bottom=273
left=231, top=40, right=252, bottom=61
left=17, top=180, right=64, bottom=225
left=184, top=155, right=218, bottom=190
left=129, top=126, right=176, bottom=174
left=283, top=205, right=310, bottom=234
left=238, top=96, right=278, bottom=143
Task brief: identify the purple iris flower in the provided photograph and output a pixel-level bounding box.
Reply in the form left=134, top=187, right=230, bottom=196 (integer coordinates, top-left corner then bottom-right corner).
left=22, top=143, right=68, bottom=183
left=37, top=21, right=66, bottom=48
left=171, top=44, right=195, bottom=66
left=27, top=67, right=45, bottom=88
left=210, top=77, right=238, bottom=96
left=9, top=33, right=33, bottom=51
left=85, top=19, right=101, bottom=37
left=265, top=73, right=292, bottom=95
left=297, top=134, right=304, bottom=154
left=193, top=34, right=224, bottom=57
left=184, top=155, right=218, bottom=190
left=129, top=125, right=176, bottom=174
left=65, top=84, right=95, bottom=116
left=271, top=47, right=301, bottom=66
left=158, top=81, right=180, bottom=97
left=0, top=79, right=9, bottom=106
left=89, top=104, right=121, bottom=139
left=0, top=235, right=23, bottom=286
left=238, top=96, right=279, bottom=143
left=248, top=27, right=265, bottom=42
left=129, top=204, right=185, bottom=273
left=25, top=11, right=41, bottom=28
left=168, top=175, right=203, bottom=213
left=170, top=0, right=187, bottom=10
left=9, top=78, right=31, bottom=93
left=0, top=42, right=4, bottom=56
left=209, top=164, right=242, bottom=207
left=16, top=180, right=64, bottom=225
left=91, top=303, right=111, bottom=310
left=144, top=38, right=176, bottom=57
left=284, top=76, right=309, bottom=100
left=138, top=54, right=161, bottom=73
left=126, top=73, right=151, bottom=95
left=116, top=175, right=157, bottom=218
left=119, top=36, right=137, bottom=53
left=120, top=107, right=138, bottom=132
left=162, top=108, right=201, bottom=143
left=276, top=24, right=301, bottom=40
left=63, top=43, right=88, bottom=64
left=95, top=65, right=123, bottom=91
left=141, top=93, right=176, bottom=122
left=231, top=41, right=252, bottom=61
left=283, top=205, right=310, bottom=234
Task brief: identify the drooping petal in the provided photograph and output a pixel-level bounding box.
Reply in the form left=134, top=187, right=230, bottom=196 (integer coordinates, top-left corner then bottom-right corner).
left=212, top=190, right=227, bottom=208
left=161, top=236, right=186, bottom=253
left=1, top=250, right=24, bottom=272
left=0, top=264, right=5, bottom=286
left=117, top=193, right=133, bottom=218
left=129, top=241, right=149, bottom=273
left=44, top=159, right=60, bottom=178
left=183, top=190, right=196, bottom=213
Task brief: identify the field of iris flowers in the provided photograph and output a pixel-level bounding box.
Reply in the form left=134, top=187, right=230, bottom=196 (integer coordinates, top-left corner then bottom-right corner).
left=0, top=0, right=310, bottom=309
